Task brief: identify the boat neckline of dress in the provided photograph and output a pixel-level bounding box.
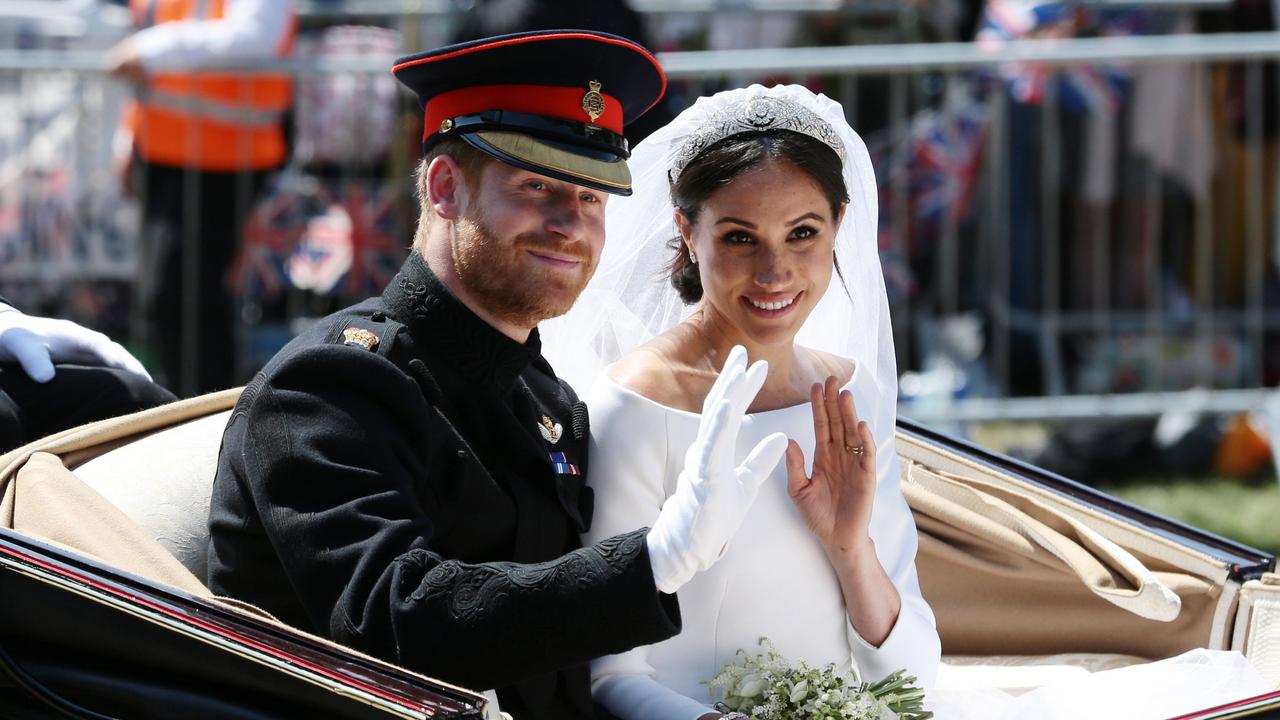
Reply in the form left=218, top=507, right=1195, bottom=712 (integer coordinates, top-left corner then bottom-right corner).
left=599, top=361, right=860, bottom=420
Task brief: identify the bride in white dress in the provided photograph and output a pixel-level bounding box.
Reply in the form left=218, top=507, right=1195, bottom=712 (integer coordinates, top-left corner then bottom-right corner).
left=543, top=84, right=941, bottom=719
left=541, top=83, right=1275, bottom=720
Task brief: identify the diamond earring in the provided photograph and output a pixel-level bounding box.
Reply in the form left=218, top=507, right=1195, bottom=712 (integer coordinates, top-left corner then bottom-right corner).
left=689, top=250, right=698, bottom=264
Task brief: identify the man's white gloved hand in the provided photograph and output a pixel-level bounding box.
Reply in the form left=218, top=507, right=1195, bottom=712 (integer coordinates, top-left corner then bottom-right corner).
left=0, top=305, right=152, bottom=384
left=646, top=345, right=788, bottom=594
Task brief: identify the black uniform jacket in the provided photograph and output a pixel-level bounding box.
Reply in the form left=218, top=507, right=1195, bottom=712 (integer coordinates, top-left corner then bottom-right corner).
left=207, top=254, right=680, bottom=718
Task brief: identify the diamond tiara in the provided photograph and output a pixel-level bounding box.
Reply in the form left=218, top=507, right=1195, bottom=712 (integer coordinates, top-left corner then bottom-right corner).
left=669, top=95, right=847, bottom=184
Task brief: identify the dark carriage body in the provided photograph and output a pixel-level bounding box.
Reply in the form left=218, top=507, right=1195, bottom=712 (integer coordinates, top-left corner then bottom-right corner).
left=0, top=528, right=486, bottom=720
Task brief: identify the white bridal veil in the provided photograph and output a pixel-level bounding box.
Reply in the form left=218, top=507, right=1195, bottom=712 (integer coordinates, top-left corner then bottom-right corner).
left=541, top=83, right=897, bottom=410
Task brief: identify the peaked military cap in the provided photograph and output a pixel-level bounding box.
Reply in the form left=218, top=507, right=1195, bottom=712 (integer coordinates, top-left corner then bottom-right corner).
left=392, top=29, right=666, bottom=196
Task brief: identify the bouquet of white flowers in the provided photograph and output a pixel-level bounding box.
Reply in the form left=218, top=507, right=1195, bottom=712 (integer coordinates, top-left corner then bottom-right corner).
left=705, top=638, right=932, bottom=720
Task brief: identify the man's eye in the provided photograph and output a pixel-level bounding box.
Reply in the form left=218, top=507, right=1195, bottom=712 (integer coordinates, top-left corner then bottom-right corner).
left=580, top=192, right=600, bottom=203
left=528, top=180, right=547, bottom=191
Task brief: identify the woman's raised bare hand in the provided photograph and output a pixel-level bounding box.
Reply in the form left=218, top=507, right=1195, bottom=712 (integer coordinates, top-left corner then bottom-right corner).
left=785, top=375, right=878, bottom=556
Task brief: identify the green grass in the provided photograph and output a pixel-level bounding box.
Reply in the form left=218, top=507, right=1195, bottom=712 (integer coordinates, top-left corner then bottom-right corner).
left=1098, top=479, right=1280, bottom=556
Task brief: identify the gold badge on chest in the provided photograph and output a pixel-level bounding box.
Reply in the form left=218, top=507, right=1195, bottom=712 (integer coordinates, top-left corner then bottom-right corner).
left=538, top=415, right=563, bottom=444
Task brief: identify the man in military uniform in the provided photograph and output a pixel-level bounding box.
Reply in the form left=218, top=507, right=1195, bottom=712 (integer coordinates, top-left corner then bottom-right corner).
left=207, top=31, right=788, bottom=719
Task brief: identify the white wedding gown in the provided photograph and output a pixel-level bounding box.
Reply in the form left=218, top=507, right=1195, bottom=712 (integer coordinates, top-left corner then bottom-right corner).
left=580, top=362, right=1273, bottom=720
left=932, top=649, right=1271, bottom=720
left=583, top=361, right=941, bottom=720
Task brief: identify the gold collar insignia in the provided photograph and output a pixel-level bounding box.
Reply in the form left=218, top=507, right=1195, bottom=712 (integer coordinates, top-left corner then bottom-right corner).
left=341, top=327, right=379, bottom=352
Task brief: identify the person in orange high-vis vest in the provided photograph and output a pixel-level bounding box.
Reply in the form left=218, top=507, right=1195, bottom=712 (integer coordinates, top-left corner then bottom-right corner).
left=107, top=0, right=296, bottom=396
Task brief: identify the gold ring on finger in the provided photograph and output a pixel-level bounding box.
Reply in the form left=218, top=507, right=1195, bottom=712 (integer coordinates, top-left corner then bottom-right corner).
left=844, top=444, right=864, bottom=456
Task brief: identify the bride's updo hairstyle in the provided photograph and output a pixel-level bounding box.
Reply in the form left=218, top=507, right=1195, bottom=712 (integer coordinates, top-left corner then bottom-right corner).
left=668, top=129, right=848, bottom=304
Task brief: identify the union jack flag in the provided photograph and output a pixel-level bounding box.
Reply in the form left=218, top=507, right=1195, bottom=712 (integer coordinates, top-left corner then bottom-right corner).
left=977, top=0, right=1145, bottom=113
left=327, top=182, right=406, bottom=298
left=865, top=86, right=990, bottom=305
left=868, top=89, right=990, bottom=230
left=234, top=178, right=299, bottom=298
left=234, top=175, right=409, bottom=300
left=908, top=98, right=989, bottom=225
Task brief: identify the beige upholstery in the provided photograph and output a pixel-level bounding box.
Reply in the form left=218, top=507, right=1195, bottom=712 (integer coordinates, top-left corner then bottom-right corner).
left=1235, top=573, right=1280, bottom=685
left=75, top=409, right=232, bottom=581
left=0, top=390, right=241, bottom=596
left=906, top=461, right=1183, bottom=621
left=899, top=430, right=1235, bottom=659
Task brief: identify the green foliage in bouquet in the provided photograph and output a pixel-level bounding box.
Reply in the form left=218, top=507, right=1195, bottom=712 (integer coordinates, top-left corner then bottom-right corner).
left=705, top=637, right=932, bottom=720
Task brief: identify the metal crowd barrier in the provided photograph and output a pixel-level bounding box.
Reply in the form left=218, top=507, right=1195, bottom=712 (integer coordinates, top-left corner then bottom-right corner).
left=0, top=31, right=1277, bottom=423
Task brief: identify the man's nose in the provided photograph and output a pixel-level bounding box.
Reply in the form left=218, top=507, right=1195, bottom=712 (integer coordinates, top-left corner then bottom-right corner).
left=543, top=192, right=588, bottom=241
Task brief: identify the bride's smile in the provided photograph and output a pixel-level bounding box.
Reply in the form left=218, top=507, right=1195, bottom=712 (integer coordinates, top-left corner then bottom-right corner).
left=742, top=291, right=802, bottom=316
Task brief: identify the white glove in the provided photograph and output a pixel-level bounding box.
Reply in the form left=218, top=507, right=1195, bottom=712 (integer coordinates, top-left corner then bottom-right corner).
left=0, top=305, right=152, bottom=384
left=646, top=345, right=788, bottom=594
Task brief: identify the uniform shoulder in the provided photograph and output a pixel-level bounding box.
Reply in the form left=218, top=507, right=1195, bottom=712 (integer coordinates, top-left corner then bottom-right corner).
left=252, top=299, right=413, bottom=396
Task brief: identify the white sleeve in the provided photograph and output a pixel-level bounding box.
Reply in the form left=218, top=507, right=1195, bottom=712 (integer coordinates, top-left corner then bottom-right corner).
left=582, top=381, right=715, bottom=720
left=133, top=0, right=294, bottom=72
left=844, top=368, right=941, bottom=692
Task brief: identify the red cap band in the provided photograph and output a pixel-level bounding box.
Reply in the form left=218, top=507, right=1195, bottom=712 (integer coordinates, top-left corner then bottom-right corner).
left=423, top=84, right=623, bottom=141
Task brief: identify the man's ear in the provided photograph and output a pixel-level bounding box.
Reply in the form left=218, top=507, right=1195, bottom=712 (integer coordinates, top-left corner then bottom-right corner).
left=426, top=155, right=467, bottom=222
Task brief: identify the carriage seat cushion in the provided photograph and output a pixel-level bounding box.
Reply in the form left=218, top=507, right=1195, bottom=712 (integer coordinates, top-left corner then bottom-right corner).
left=73, top=409, right=233, bottom=582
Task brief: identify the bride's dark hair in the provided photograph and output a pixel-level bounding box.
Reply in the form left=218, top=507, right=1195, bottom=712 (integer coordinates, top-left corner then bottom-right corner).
left=667, top=129, right=849, bottom=304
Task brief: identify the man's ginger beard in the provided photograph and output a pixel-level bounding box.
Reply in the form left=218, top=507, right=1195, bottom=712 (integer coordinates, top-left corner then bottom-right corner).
left=449, top=203, right=598, bottom=330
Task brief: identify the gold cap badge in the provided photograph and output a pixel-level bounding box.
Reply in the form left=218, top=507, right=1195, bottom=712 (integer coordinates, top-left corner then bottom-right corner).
left=581, top=80, right=605, bottom=123
left=342, top=327, right=379, bottom=352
